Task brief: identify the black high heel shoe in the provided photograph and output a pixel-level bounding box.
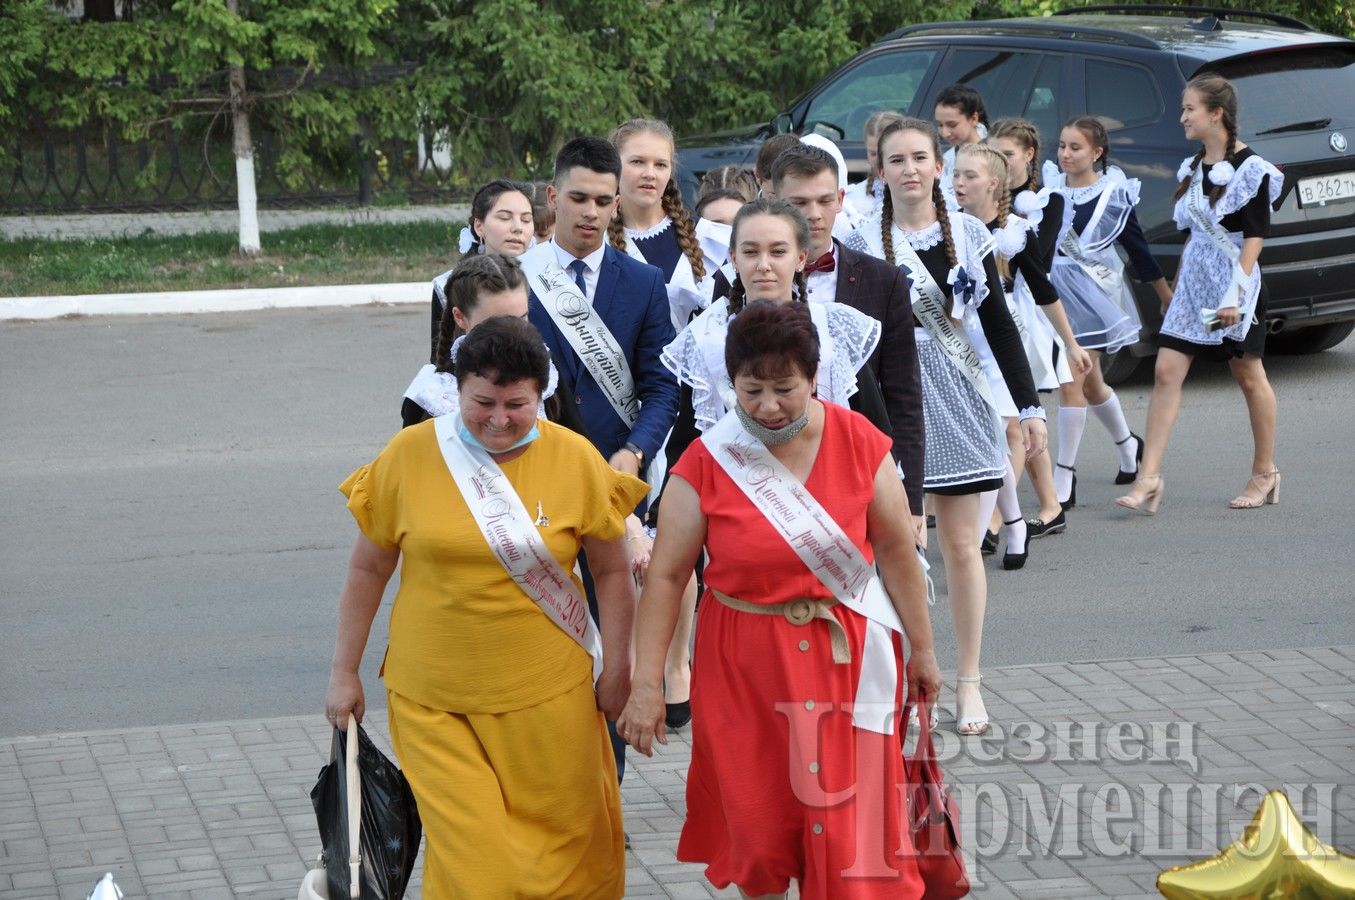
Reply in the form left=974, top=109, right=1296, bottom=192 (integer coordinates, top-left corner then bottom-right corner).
left=1001, top=518, right=1028, bottom=570
left=980, top=529, right=999, bottom=555
left=1114, top=432, right=1144, bottom=485
left=1057, top=464, right=1077, bottom=511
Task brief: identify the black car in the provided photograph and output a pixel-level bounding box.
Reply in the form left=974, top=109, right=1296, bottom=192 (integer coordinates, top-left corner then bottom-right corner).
left=677, top=6, right=1355, bottom=379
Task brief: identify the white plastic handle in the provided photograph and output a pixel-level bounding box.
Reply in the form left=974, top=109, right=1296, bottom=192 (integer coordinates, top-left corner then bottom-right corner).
left=345, top=713, right=361, bottom=899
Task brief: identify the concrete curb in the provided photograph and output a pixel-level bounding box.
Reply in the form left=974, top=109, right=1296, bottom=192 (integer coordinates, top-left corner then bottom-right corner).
left=0, top=282, right=429, bottom=321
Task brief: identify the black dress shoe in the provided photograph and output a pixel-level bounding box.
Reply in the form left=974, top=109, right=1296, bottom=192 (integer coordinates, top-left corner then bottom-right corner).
left=1115, top=432, right=1144, bottom=485
left=1057, top=464, right=1077, bottom=511
left=665, top=701, right=692, bottom=730
left=926, top=514, right=936, bottom=529
left=1001, top=518, right=1028, bottom=570
left=980, top=529, right=999, bottom=555
left=1025, top=510, right=1067, bottom=539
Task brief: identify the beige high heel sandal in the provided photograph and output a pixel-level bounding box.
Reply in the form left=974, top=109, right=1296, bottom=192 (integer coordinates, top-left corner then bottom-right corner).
left=1229, top=469, right=1281, bottom=509
left=1115, top=474, right=1164, bottom=515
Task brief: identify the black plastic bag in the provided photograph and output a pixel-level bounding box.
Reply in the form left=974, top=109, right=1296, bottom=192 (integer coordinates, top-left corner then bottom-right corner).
left=309, top=722, right=421, bottom=899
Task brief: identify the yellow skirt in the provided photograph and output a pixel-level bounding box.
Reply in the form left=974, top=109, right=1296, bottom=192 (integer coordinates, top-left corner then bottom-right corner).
left=386, top=682, right=624, bottom=899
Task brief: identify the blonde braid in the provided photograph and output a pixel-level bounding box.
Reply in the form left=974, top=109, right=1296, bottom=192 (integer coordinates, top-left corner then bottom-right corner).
left=607, top=216, right=627, bottom=252
left=661, top=180, right=706, bottom=280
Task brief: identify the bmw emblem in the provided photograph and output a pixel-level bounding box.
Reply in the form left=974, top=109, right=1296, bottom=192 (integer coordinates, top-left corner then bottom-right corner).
left=1333, top=131, right=1349, bottom=153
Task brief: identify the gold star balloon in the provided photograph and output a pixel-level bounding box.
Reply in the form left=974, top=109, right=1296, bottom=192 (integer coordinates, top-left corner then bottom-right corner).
left=1157, top=789, right=1355, bottom=898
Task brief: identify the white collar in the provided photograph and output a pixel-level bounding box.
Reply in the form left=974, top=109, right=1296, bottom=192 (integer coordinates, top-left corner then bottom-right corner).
left=550, top=238, right=607, bottom=274
left=624, top=217, right=672, bottom=240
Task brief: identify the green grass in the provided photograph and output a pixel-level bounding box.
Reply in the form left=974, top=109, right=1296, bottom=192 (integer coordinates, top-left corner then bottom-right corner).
left=0, top=221, right=464, bottom=297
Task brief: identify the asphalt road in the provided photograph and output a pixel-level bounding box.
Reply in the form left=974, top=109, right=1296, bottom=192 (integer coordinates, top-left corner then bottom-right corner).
left=2, top=305, right=1353, bottom=738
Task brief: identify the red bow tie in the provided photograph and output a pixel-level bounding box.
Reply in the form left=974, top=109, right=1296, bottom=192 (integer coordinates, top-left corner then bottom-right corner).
left=804, top=250, right=835, bottom=275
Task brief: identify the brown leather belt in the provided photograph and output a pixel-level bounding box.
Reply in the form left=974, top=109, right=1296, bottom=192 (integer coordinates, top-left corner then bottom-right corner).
left=711, top=590, right=850, bottom=664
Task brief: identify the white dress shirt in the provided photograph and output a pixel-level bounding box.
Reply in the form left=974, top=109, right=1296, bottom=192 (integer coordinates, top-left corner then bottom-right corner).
left=551, top=239, right=608, bottom=302
left=805, top=243, right=840, bottom=305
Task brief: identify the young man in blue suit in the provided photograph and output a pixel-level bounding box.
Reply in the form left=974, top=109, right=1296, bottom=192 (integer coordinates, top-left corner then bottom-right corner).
left=520, top=137, right=678, bottom=785
left=523, top=137, right=678, bottom=481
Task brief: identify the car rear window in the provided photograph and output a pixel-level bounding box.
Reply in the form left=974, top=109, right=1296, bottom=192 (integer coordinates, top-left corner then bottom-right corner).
left=1202, top=47, right=1355, bottom=135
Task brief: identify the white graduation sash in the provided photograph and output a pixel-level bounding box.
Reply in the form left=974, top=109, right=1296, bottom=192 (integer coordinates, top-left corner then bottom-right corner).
left=890, top=237, right=999, bottom=412
left=519, top=247, right=640, bottom=427
left=704, top=411, right=905, bottom=735
left=432, top=415, right=604, bottom=682
left=1184, top=165, right=1255, bottom=321
left=1058, top=183, right=1123, bottom=301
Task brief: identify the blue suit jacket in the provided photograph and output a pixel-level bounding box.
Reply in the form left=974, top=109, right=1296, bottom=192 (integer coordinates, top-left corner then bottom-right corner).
left=527, top=244, right=679, bottom=466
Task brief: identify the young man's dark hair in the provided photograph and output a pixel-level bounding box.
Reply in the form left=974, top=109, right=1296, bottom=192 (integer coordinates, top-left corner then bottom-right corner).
left=754, top=133, right=804, bottom=185
left=770, top=144, right=838, bottom=191
left=553, top=136, right=622, bottom=183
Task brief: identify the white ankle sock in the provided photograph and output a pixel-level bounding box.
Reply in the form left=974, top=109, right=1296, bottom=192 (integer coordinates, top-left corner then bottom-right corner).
left=976, top=489, right=999, bottom=543
left=1090, top=392, right=1138, bottom=472
left=997, top=458, right=1026, bottom=555
left=1055, top=407, right=1086, bottom=502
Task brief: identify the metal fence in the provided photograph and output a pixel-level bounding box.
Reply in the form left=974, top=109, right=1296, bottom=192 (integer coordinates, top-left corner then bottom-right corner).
left=1, top=122, right=462, bottom=214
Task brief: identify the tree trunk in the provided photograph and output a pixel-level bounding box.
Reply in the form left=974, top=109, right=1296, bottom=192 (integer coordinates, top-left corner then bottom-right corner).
left=226, top=0, right=261, bottom=257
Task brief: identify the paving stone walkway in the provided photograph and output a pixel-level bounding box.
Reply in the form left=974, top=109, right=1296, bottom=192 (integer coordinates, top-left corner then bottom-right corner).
left=2, top=646, right=1350, bottom=899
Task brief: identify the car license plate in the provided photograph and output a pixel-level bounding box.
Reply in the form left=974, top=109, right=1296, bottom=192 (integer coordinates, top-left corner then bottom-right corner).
left=1297, top=171, right=1355, bottom=207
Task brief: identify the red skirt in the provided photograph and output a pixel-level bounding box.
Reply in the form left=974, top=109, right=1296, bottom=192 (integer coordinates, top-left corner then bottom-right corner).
left=676, top=592, right=924, bottom=899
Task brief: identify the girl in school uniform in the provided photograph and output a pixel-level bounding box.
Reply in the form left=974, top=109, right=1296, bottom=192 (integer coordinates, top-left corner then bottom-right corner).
left=934, top=84, right=989, bottom=204
left=953, top=142, right=1091, bottom=569
left=861, top=118, right=1046, bottom=734
left=1044, top=117, right=1173, bottom=510
left=408, top=180, right=534, bottom=427
left=1117, top=73, right=1282, bottom=513
left=986, top=118, right=1095, bottom=539
left=609, top=118, right=714, bottom=730
left=843, top=110, right=906, bottom=229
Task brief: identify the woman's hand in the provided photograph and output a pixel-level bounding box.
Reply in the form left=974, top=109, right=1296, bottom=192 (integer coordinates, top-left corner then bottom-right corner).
left=1020, top=417, right=1048, bottom=460
left=905, top=647, right=943, bottom=713
left=325, top=669, right=364, bottom=729
left=616, top=680, right=667, bottom=757
left=1216, top=307, right=1241, bottom=327
left=1067, top=342, right=1094, bottom=377
left=625, top=515, right=653, bottom=583
left=595, top=666, right=632, bottom=722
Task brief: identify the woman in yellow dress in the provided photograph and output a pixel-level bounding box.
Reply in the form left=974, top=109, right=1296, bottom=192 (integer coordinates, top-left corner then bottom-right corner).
left=324, top=315, right=647, bottom=898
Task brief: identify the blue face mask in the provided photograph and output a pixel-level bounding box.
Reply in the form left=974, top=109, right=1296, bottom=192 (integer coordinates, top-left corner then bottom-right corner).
left=458, top=419, right=540, bottom=454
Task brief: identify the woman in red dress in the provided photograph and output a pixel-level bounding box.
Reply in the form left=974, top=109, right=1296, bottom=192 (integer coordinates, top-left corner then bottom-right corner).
left=618, top=293, right=944, bottom=899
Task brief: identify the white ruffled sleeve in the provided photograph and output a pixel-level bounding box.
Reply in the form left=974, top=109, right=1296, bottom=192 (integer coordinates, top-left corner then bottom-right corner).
left=1216, top=155, right=1285, bottom=218
left=823, top=304, right=882, bottom=406
left=1041, top=160, right=1065, bottom=193
left=1012, top=189, right=1049, bottom=226
left=991, top=214, right=1031, bottom=258
left=660, top=301, right=731, bottom=432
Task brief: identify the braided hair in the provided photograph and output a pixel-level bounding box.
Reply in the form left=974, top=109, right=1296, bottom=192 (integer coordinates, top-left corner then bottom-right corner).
left=698, top=165, right=758, bottom=202
left=608, top=118, right=705, bottom=280
left=1173, top=72, right=1239, bottom=206
left=989, top=117, right=1043, bottom=191
left=960, top=143, right=1013, bottom=280
left=727, top=198, right=810, bottom=315
left=433, top=253, right=526, bottom=374
left=876, top=117, right=958, bottom=269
